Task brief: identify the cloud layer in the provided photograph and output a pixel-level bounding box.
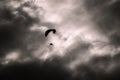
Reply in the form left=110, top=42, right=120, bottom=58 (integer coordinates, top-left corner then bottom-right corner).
left=0, top=0, right=120, bottom=80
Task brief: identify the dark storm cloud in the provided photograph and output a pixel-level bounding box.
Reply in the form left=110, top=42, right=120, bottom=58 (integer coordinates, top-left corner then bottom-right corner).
left=0, top=61, right=72, bottom=80
left=73, top=64, right=120, bottom=80
left=72, top=53, right=120, bottom=80
left=84, top=0, right=120, bottom=46
left=0, top=1, right=47, bottom=58
left=0, top=7, right=24, bottom=57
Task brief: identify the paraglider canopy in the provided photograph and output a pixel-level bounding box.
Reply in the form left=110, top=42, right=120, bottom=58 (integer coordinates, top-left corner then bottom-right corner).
left=45, top=29, right=56, bottom=37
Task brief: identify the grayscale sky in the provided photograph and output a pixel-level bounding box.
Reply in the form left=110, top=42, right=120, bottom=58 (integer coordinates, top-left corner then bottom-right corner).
left=0, top=0, right=120, bottom=80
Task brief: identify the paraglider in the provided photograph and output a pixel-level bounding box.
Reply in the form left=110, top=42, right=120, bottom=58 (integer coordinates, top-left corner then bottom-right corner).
left=45, top=29, right=56, bottom=45
left=45, top=29, right=56, bottom=37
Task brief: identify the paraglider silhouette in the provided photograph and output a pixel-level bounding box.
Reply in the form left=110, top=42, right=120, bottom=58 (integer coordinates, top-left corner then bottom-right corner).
left=45, top=29, right=56, bottom=37
left=45, top=29, right=56, bottom=45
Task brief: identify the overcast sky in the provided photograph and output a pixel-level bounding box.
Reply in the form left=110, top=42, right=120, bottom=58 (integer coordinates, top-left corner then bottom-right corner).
left=0, top=0, right=120, bottom=80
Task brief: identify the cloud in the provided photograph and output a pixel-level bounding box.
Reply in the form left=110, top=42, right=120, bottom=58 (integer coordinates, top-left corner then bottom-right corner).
left=0, top=0, right=48, bottom=59
left=0, top=61, right=72, bottom=80
left=0, top=0, right=120, bottom=80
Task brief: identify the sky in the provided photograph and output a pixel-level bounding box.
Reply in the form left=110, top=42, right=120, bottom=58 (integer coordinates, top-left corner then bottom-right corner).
left=0, top=0, right=120, bottom=80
